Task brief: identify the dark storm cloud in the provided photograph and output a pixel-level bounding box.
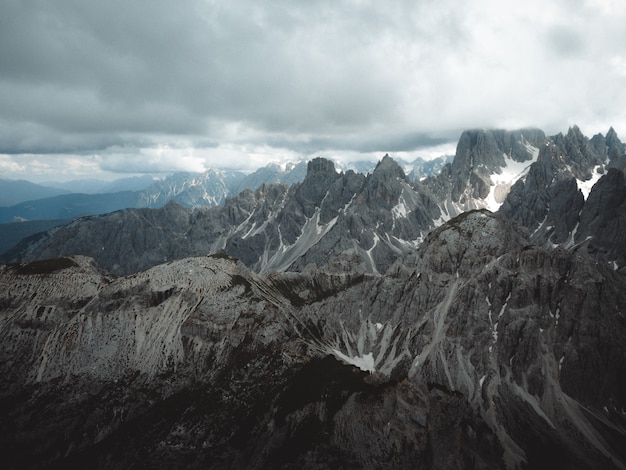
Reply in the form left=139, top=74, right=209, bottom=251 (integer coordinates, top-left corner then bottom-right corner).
left=263, top=131, right=458, bottom=154
left=1, top=0, right=420, bottom=151
left=1, top=0, right=626, bottom=180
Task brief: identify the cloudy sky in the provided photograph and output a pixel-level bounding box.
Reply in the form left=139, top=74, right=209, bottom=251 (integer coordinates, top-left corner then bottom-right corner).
left=1, top=0, right=626, bottom=182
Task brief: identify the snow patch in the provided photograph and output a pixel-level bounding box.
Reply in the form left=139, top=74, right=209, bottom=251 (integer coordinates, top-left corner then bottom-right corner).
left=484, top=146, right=540, bottom=211
left=332, top=349, right=376, bottom=373
left=391, top=195, right=409, bottom=219
left=576, top=165, right=604, bottom=200
left=364, top=233, right=381, bottom=275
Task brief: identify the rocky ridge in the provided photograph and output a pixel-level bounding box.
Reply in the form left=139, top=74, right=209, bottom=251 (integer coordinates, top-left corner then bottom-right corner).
left=8, top=126, right=623, bottom=277
left=1, top=211, right=625, bottom=469
left=3, top=125, right=626, bottom=469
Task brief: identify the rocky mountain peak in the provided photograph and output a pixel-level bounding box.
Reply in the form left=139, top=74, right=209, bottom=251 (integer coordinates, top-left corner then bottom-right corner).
left=545, top=125, right=604, bottom=180
left=306, top=157, right=337, bottom=176
left=453, top=129, right=545, bottom=172
left=566, top=124, right=584, bottom=140
left=606, top=126, right=618, bottom=141
left=354, top=155, right=409, bottom=211
left=295, top=158, right=341, bottom=217
left=423, top=128, right=545, bottom=218
left=606, top=127, right=625, bottom=163
left=373, top=154, right=406, bottom=179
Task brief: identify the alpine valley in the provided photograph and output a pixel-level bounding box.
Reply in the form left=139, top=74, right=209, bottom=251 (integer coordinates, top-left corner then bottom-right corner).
left=2, top=126, right=626, bottom=469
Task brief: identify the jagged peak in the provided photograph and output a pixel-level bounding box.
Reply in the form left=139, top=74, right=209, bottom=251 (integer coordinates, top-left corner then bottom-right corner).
left=306, top=157, right=337, bottom=176
left=372, top=154, right=406, bottom=179
left=566, top=124, right=584, bottom=139
left=606, top=126, right=623, bottom=146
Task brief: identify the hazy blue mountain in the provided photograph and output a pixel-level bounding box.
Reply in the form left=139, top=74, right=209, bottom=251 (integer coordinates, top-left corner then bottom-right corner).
left=42, top=175, right=160, bottom=194
left=0, top=163, right=306, bottom=252
left=41, top=178, right=108, bottom=194
left=336, top=154, right=453, bottom=180
left=137, top=169, right=246, bottom=208
left=0, top=178, right=70, bottom=207
left=0, top=170, right=245, bottom=224
left=99, top=175, right=161, bottom=193
left=234, top=160, right=308, bottom=193
left=0, top=163, right=311, bottom=226
left=403, top=154, right=454, bottom=180
left=0, top=191, right=140, bottom=224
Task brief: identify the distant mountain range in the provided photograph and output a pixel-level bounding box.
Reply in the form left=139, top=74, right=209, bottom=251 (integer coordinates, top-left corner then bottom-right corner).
left=0, top=155, right=451, bottom=254
left=0, top=178, right=70, bottom=207
left=40, top=174, right=160, bottom=195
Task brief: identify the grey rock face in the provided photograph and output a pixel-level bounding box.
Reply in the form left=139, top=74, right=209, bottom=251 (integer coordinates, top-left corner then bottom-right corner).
left=575, top=168, right=626, bottom=267
left=2, top=211, right=625, bottom=469
left=499, top=127, right=626, bottom=271
left=4, top=157, right=442, bottom=276
left=424, top=128, right=547, bottom=217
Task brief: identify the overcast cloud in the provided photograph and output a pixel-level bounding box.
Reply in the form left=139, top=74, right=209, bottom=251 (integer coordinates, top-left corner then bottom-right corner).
left=1, top=0, right=626, bottom=181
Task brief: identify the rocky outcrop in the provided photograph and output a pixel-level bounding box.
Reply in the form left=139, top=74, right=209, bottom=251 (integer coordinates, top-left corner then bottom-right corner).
left=2, top=211, right=625, bottom=469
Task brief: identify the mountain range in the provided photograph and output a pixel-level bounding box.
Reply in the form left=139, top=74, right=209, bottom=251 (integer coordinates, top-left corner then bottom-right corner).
left=0, top=157, right=449, bottom=254
left=0, top=178, right=70, bottom=207
left=5, top=126, right=624, bottom=276
left=1, top=126, right=625, bottom=469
